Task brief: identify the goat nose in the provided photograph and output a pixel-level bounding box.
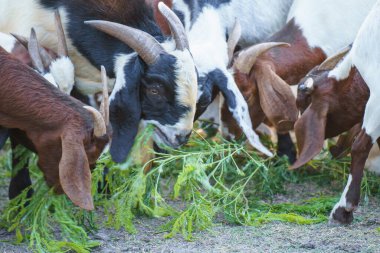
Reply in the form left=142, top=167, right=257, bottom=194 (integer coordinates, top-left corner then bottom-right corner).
left=176, top=133, right=191, bottom=145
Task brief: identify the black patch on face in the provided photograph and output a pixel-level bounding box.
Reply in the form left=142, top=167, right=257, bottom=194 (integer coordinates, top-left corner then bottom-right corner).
left=195, top=68, right=236, bottom=120
left=109, top=56, right=143, bottom=163
left=141, top=53, right=190, bottom=125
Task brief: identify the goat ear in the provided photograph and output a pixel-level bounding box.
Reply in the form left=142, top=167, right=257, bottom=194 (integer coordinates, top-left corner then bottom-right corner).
left=0, top=127, right=9, bottom=150
left=290, top=103, right=328, bottom=170
left=59, top=134, right=93, bottom=210
left=109, top=60, right=142, bottom=163
left=152, top=0, right=173, bottom=36
left=255, top=64, right=298, bottom=133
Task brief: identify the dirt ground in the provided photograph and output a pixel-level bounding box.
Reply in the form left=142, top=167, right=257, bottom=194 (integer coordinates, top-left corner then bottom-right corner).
left=0, top=181, right=379, bottom=253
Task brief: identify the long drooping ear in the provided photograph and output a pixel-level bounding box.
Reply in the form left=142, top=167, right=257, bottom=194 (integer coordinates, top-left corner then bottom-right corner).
left=254, top=64, right=298, bottom=133
left=330, top=123, right=361, bottom=159
left=59, top=133, right=93, bottom=210
left=0, top=127, right=9, bottom=150
left=109, top=59, right=142, bottom=163
left=209, top=69, right=273, bottom=157
left=290, top=102, right=328, bottom=169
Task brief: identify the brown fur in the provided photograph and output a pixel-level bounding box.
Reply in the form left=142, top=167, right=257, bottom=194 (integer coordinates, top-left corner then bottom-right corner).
left=223, top=19, right=325, bottom=137
left=292, top=67, right=369, bottom=169
left=0, top=48, right=110, bottom=209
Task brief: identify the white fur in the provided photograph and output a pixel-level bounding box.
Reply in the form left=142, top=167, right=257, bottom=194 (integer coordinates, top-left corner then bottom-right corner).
left=0, top=32, right=16, bottom=52
left=288, top=0, right=376, bottom=57
left=110, top=54, right=135, bottom=102
left=0, top=1, right=104, bottom=94
left=349, top=1, right=380, bottom=142
left=49, top=57, right=75, bottom=94
left=330, top=174, right=353, bottom=220
left=42, top=72, right=58, bottom=87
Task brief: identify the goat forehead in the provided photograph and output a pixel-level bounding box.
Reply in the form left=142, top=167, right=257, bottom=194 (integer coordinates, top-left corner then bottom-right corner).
left=169, top=49, right=198, bottom=110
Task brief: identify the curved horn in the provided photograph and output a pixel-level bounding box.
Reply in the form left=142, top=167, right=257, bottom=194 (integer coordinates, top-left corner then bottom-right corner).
left=157, top=2, right=189, bottom=51
left=11, top=33, right=28, bottom=48
left=28, top=28, right=45, bottom=73
left=318, top=45, right=352, bottom=71
left=85, top=20, right=165, bottom=65
left=100, top=66, right=110, bottom=125
left=84, top=106, right=107, bottom=137
left=227, top=19, right=242, bottom=64
left=234, top=42, right=290, bottom=74
left=55, top=10, right=69, bottom=57
left=12, top=33, right=54, bottom=68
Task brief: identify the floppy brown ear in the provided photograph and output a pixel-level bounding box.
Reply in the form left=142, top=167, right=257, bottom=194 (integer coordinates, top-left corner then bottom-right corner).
left=290, top=102, right=328, bottom=169
left=59, top=134, right=93, bottom=210
left=255, top=64, right=298, bottom=133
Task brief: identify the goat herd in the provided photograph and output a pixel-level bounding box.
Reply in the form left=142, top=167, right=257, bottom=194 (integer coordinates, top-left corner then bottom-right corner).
left=0, top=0, right=379, bottom=229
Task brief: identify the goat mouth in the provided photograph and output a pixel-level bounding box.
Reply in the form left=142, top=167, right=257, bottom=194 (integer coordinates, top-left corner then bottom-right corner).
left=154, top=127, right=179, bottom=148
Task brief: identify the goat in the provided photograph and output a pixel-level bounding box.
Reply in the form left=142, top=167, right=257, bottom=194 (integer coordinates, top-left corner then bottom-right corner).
left=0, top=10, right=74, bottom=94
left=151, top=0, right=297, bottom=156
left=220, top=0, right=376, bottom=161
left=292, top=0, right=380, bottom=224
left=0, top=47, right=111, bottom=209
left=0, top=1, right=198, bottom=163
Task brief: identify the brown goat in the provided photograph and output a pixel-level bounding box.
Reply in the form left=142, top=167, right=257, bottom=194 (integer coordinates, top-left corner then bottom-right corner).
left=0, top=47, right=111, bottom=210
left=291, top=47, right=372, bottom=224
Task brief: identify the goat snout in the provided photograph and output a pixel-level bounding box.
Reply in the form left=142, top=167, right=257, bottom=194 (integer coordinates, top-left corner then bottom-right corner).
left=175, top=132, right=191, bottom=146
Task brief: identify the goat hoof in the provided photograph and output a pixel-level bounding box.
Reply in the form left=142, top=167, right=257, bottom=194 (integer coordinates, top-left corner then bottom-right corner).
left=329, top=207, right=354, bottom=225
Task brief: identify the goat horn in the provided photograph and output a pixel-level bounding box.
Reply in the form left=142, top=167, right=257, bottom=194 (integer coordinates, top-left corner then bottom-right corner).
left=318, top=45, right=352, bottom=71
left=84, top=106, right=107, bottom=137
left=85, top=20, right=165, bottom=65
left=234, top=42, right=290, bottom=74
left=157, top=2, right=189, bottom=51
left=11, top=33, right=28, bottom=48
left=12, top=33, right=54, bottom=68
left=227, top=18, right=242, bottom=65
left=28, top=28, right=45, bottom=74
left=55, top=10, right=69, bottom=57
left=100, top=66, right=110, bottom=125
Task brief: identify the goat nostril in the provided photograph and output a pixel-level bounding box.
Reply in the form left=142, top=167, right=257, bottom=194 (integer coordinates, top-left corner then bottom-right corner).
left=176, top=133, right=191, bottom=144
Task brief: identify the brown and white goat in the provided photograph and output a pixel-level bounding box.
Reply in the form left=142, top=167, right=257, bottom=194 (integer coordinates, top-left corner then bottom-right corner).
left=0, top=11, right=74, bottom=94
left=221, top=0, right=376, bottom=161
left=0, top=48, right=111, bottom=210
left=292, top=0, right=380, bottom=224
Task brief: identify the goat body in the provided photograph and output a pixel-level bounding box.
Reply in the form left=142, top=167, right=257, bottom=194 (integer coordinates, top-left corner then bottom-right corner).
left=0, top=47, right=110, bottom=209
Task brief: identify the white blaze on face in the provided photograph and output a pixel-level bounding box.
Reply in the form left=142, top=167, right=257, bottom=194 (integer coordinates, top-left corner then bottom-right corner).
left=170, top=48, right=198, bottom=132
left=49, top=56, right=75, bottom=94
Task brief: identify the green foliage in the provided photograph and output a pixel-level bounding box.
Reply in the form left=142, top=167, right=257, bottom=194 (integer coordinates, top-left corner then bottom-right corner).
left=1, top=129, right=380, bottom=252
left=0, top=147, right=100, bottom=253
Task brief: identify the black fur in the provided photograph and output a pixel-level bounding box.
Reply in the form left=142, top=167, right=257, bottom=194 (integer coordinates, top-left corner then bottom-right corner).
left=0, top=127, right=8, bottom=150
left=39, top=0, right=195, bottom=162
left=277, top=133, right=296, bottom=164
left=109, top=57, right=143, bottom=163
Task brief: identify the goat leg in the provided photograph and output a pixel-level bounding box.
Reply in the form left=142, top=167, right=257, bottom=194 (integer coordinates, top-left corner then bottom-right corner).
left=8, top=136, right=33, bottom=200
left=277, top=132, right=296, bottom=164
left=329, top=129, right=372, bottom=224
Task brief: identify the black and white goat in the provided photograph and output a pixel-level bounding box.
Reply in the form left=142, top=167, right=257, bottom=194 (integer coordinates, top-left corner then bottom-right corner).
left=167, top=0, right=295, bottom=156
left=0, top=0, right=200, bottom=162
